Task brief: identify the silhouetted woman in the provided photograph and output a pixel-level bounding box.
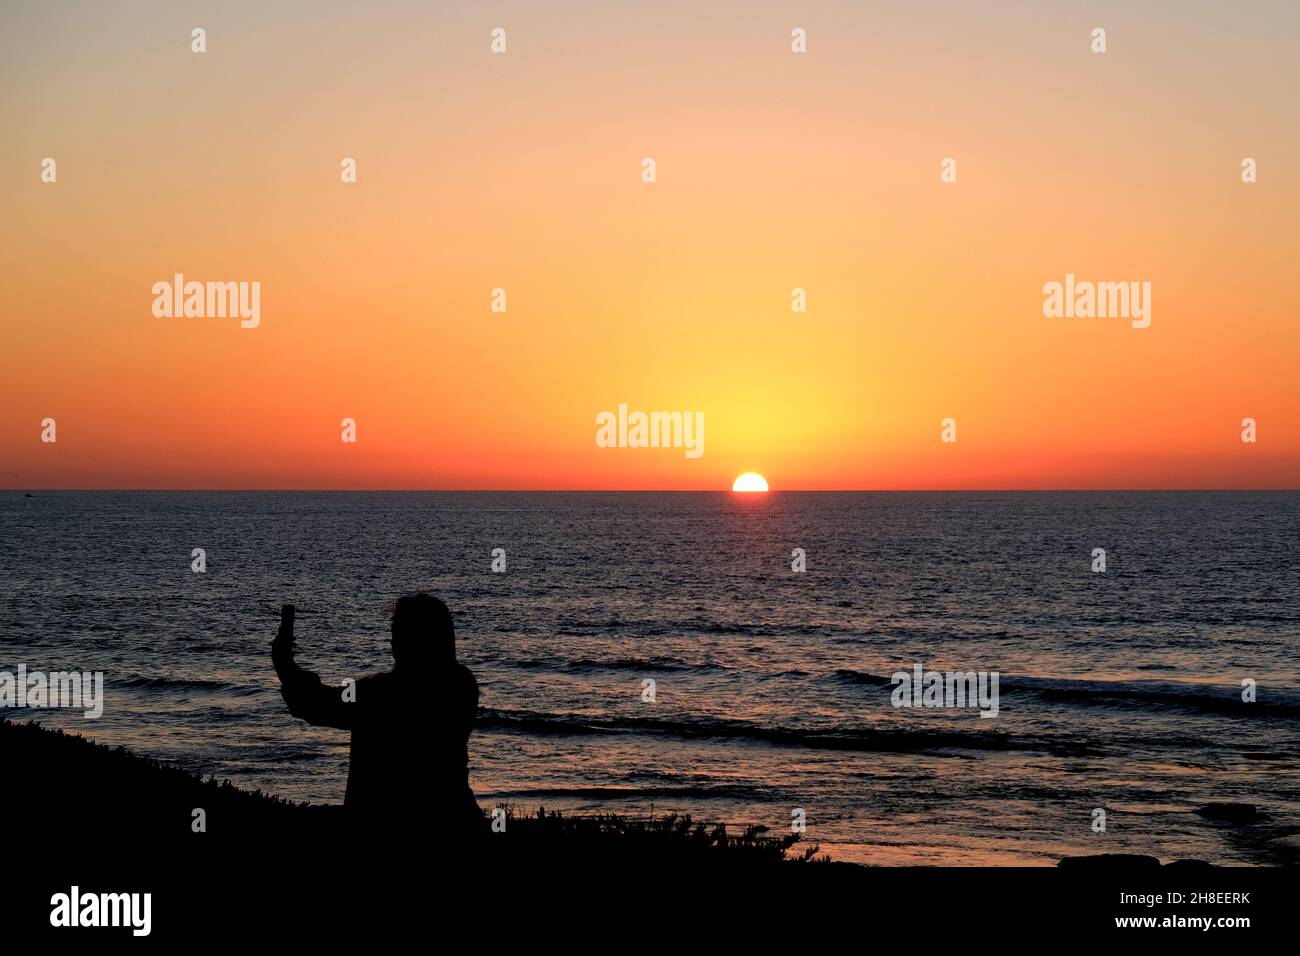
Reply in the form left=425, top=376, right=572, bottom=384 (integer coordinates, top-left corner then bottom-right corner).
left=272, top=594, right=483, bottom=841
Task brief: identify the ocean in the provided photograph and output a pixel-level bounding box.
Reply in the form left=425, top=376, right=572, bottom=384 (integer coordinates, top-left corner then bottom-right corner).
left=3, top=491, right=1298, bottom=864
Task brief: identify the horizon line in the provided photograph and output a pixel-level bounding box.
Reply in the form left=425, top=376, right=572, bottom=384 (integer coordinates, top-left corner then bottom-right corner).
left=7, top=487, right=1300, bottom=494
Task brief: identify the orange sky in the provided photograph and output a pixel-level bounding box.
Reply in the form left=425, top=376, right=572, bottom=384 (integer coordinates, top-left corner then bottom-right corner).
left=3, top=1, right=1298, bottom=490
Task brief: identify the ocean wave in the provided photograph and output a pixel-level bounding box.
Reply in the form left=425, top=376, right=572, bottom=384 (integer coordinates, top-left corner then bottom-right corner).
left=833, top=669, right=894, bottom=686
left=553, top=617, right=674, bottom=636
left=831, top=669, right=1300, bottom=718
left=506, top=656, right=727, bottom=674
left=551, top=616, right=845, bottom=640
left=481, top=784, right=765, bottom=801
left=476, top=707, right=1047, bottom=754
left=1017, top=676, right=1300, bottom=718
left=114, top=675, right=263, bottom=697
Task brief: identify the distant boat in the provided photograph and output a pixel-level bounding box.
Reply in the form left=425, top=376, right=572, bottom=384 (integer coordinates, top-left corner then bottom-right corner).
left=24, top=492, right=34, bottom=497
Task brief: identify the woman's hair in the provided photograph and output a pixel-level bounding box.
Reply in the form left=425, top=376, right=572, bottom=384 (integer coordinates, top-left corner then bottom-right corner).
left=390, top=593, right=456, bottom=664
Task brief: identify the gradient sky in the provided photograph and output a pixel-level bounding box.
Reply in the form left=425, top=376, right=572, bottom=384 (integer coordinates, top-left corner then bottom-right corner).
left=3, top=0, right=1298, bottom=489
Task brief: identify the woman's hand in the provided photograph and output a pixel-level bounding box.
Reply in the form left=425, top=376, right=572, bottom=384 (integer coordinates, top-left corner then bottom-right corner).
left=272, top=604, right=296, bottom=663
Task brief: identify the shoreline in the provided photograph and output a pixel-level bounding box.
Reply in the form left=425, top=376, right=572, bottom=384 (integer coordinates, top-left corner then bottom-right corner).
left=8, top=717, right=1292, bottom=869
left=7, top=716, right=1293, bottom=939
left=2, top=717, right=820, bottom=868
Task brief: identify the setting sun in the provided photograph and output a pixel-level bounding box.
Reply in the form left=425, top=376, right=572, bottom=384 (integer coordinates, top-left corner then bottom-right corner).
left=731, top=472, right=769, bottom=493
